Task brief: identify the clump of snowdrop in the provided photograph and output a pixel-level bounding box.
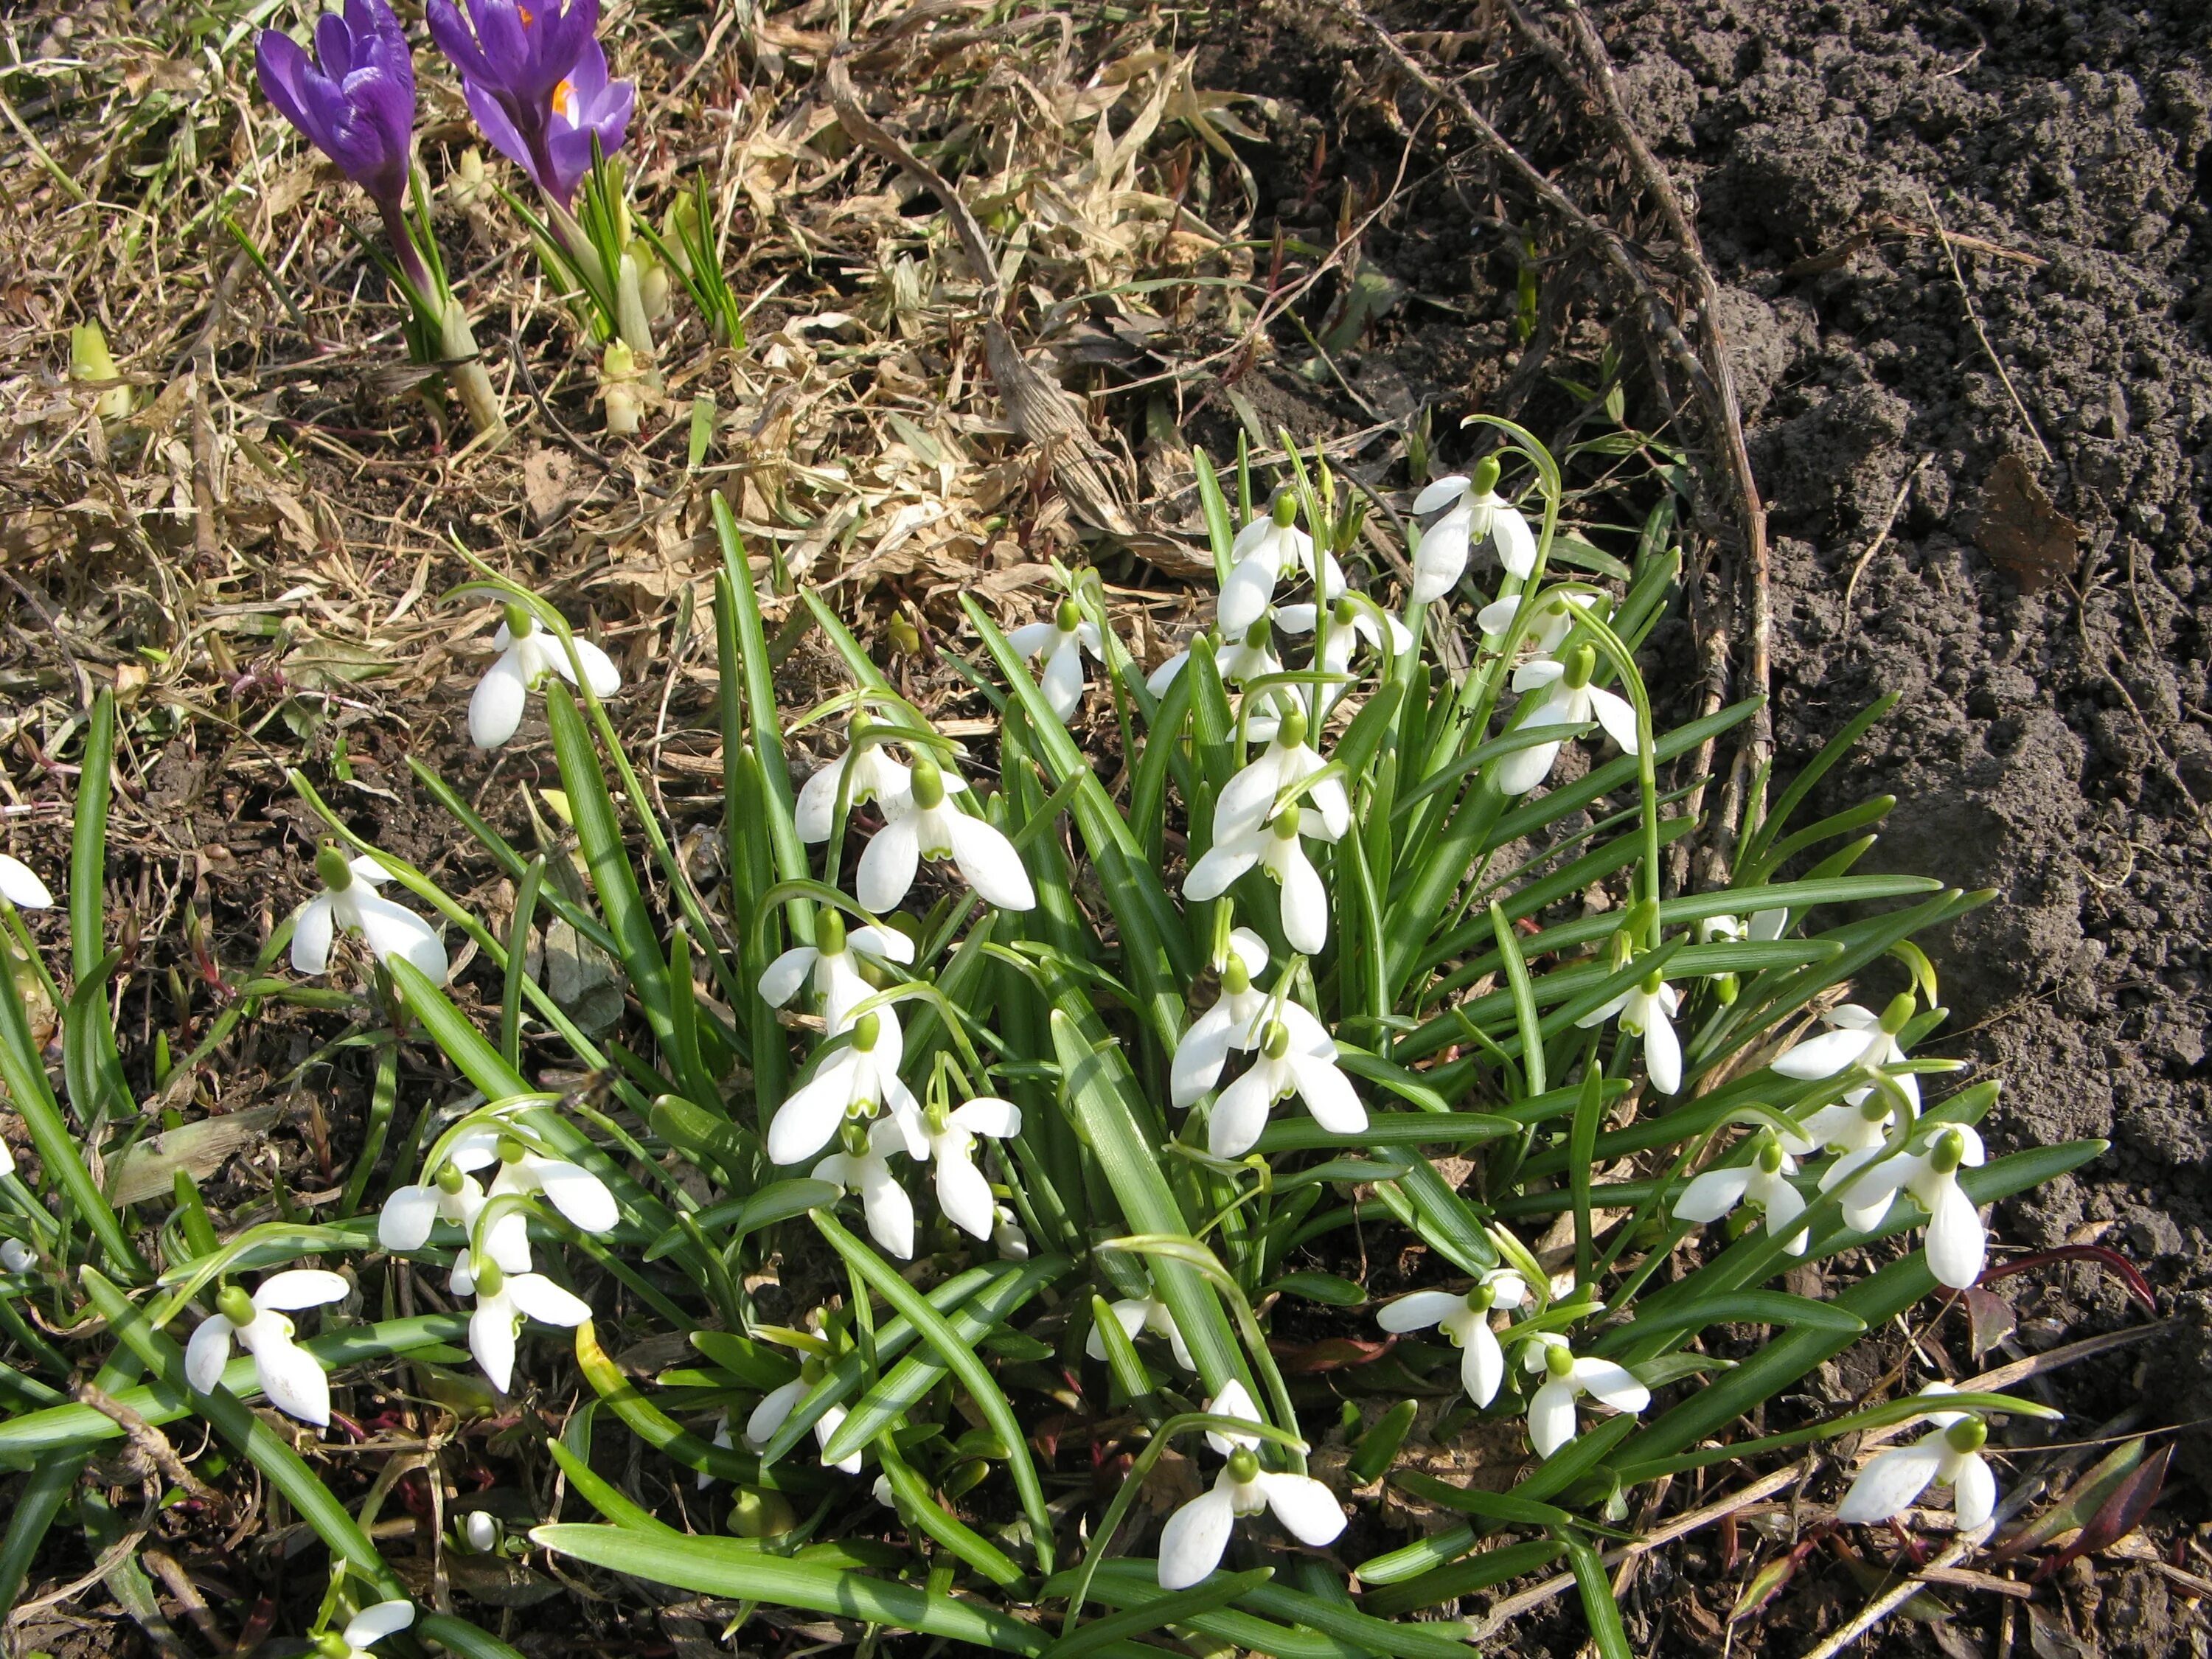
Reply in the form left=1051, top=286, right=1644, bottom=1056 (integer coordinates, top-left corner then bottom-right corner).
left=858, top=757, right=1036, bottom=914
left=1377, top=1267, right=1529, bottom=1406
left=1577, top=962, right=1683, bottom=1095
left=1412, top=456, right=1536, bottom=603
left=1086, top=1295, right=1195, bottom=1371
left=293, top=844, right=449, bottom=984
left=451, top=1239, right=591, bottom=1395
left=1156, top=1382, right=1345, bottom=1589
left=760, top=909, right=915, bottom=1034
left=186, top=1270, right=351, bottom=1427
left=1497, top=642, right=1643, bottom=797
left=0, top=855, right=52, bottom=910
left=1520, top=1332, right=1650, bottom=1457
left=313, top=1601, right=414, bottom=1659
left=470, top=603, right=622, bottom=749
left=1674, top=1118, right=1818, bottom=1253
left=1009, top=594, right=1103, bottom=720
left=1835, top=1385, right=1998, bottom=1531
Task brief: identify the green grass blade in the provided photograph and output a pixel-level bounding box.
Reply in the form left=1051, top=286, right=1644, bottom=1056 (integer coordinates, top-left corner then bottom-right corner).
left=1562, top=1529, right=1635, bottom=1659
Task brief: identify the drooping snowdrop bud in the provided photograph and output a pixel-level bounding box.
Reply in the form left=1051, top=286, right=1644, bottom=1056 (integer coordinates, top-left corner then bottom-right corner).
left=1836, top=1385, right=1997, bottom=1530
left=990, top=1203, right=1030, bottom=1261
left=1214, top=705, right=1349, bottom=844
left=1207, top=1004, right=1363, bottom=1158
left=796, top=711, right=917, bottom=842
left=1772, top=992, right=1922, bottom=1110
left=1411, top=456, right=1537, bottom=605
left=1520, top=1333, right=1650, bottom=1458
left=1085, top=1293, right=1197, bottom=1370
left=185, top=1271, right=351, bottom=1427
left=858, top=757, right=1037, bottom=914
left=293, top=844, right=449, bottom=984
left=1576, top=965, right=1683, bottom=1094
left=1376, top=1267, right=1529, bottom=1406
left=1172, top=928, right=1273, bottom=1107
left=1155, top=1381, right=1345, bottom=1590
left=462, top=1510, right=503, bottom=1552
left=1009, top=595, right=1104, bottom=720
left=1184, top=809, right=1332, bottom=955
left=468, top=603, right=624, bottom=750
left=1673, top=1121, right=1819, bottom=1254
left=744, top=1357, right=861, bottom=1474
left=812, top=1116, right=914, bottom=1259
left=758, top=908, right=917, bottom=1034
left=315, top=1600, right=414, bottom=1659
left=0, top=854, right=54, bottom=910
left=0, top=1238, right=34, bottom=1274
left=450, top=1245, right=591, bottom=1395
left=767, top=1009, right=919, bottom=1167
left=1495, top=642, right=1643, bottom=797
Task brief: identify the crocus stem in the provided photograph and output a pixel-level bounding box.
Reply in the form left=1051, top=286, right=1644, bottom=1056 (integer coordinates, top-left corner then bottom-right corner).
left=438, top=299, right=507, bottom=442
left=613, top=252, right=656, bottom=359
left=376, top=194, right=434, bottom=302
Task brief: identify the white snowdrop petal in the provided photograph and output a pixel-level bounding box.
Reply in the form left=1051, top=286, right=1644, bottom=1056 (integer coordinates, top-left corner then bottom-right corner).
left=1218, top=557, right=1281, bottom=638
left=1376, top=1290, right=1464, bottom=1334
left=859, top=1159, right=915, bottom=1259
left=1412, top=476, right=1470, bottom=515
left=1952, top=1453, right=1997, bottom=1531
left=0, top=855, right=53, bottom=909
left=1494, top=737, right=1564, bottom=797
left=565, top=636, right=622, bottom=697
left=759, top=946, right=816, bottom=1008
left=947, top=813, right=1035, bottom=911
left=469, top=651, right=531, bottom=749
left=1146, top=650, right=1191, bottom=698
left=1462, top=1323, right=1506, bottom=1407
left=1286, top=1051, right=1365, bottom=1135
left=532, top=1159, right=619, bottom=1234
left=1837, top=1440, right=1947, bottom=1524
left=1039, top=638, right=1085, bottom=720
left=794, top=759, right=846, bottom=843
left=1183, top=841, right=1258, bottom=902
left=1573, top=1358, right=1651, bottom=1413
left=1763, top=1176, right=1811, bottom=1255
left=1259, top=1472, right=1347, bottom=1545
left=1171, top=1008, right=1239, bottom=1109
left=350, top=891, right=451, bottom=984
left=1587, top=686, right=1643, bottom=754
left=768, top=1063, right=859, bottom=1167
left=745, top=1378, right=809, bottom=1449
left=470, top=1303, right=518, bottom=1395
left=346, top=1601, right=417, bottom=1645
left=1277, top=845, right=1330, bottom=955
left=1208, top=1064, right=1277, bottom=1159
left=849, top=924, right=916, bottom=966
left=950, top=1096, right=1021, bottom=1139
left=184, top=1315, right=235, bottom=1394
left=1527, top=1380, right=1579, bottom=1458
left=1491, top=506, right=1537, bottom=578
left=1770, top=1027, right=1877, bottom=1079
left=1642, top=1012, right=1683, bottom=1096
left=1924, top=1178, right=1988, bottom=1290
left=1203, top=1381, right=1262, bottom=1455
left=256, top=1337, right=333, bottom=1427
left=291, top=896, right=338, bottom=975
left=934, top=1146, right=997, bottom=1240
left=505, top=1273, right=592, bottom=1326
left=855, top=815, right=922, bottom=914
left=254, top=1269, right=351, bottom=1311
left=1411, top=513, right=1472, bottom=604
left=1156, top=1486, right=1237, bottom=1590
left=378, top=1185, right=440, bottom=1251
left=1673, top=1166, right=1753, bottom=1224
left=1008, top=622, right=1057, bottom=657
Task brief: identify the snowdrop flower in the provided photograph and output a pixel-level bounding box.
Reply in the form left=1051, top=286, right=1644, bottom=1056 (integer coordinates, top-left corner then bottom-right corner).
left=1674, top=1121, right=1819, bottom=1253
left=1208, top=1004, right=1364, bottom=1158
left=1171, top=928, right=1273, bottom=1107
left=796, top=712, right=914, bottom=842
left=1836, top=1123, right=1988, bottom=1288
left=1157, top=1381, right=1345, bottom=1589
left=1221, top=495, right=1332, bottom=637
left=1836, top=1385, right=1997, bottom=1531
left=185, top=1270, right=350, bottom=1427
left=1147, top=613, right=1290, bottom=699
left=813, top=1116, right=914, bottom=1259
left=449, top=1245, right=591, bottom=1395
left=470, top=604, right=622, bottom=749
left=292, top=845, right=449, bottom=984
left=1576, top=966, right=1683, bottom=1094
left=1795, top=1092, right=1907, bottom=1231
left=1476, top=585, right=1599, bottom=648
left=1009, top=596, right=1105, bottom=720
left=912, top=1096, right=1020, bottom=1241
left=1279, top=593, right=1411, bottom=714
left=315, top=1601, right=414, bottom=1659
left=0, top=855, right=52, bottom=909
left=745, top=1360, right=862, bottom=1474
left=1699, top=910, right=1789, bottom=945
left=1773, top=992, right=1921, bottom=1111
left=1214, top=706, right=1349, bottom=844
left=1086, top=1295, right=1195, bottom=1371
left=378, top=1162, right=488, bottom=1251
left=991, top=1204, right=1030, bottom=1261
left=768, top=1009, right=919, bottom=1166
left=462, top=1511, right=503, bottom=1551
left=858, top=757, right=1035, bottom=914
left=1376, top=1268, right=1530, bottom=1406
left=444, top=1122, right=619, bottom=1235
left=1185, top=810, right=1332, bottom=955
left=1495, top=644, right=1642, bottom=796
left=1520, top=1334, right=1650, bottom=1458
left=0, top=1238, right=33, bottom=1273
left=758, top=909, right=915, bottom=1034
left=1411, top=457, right=1537, bottom=602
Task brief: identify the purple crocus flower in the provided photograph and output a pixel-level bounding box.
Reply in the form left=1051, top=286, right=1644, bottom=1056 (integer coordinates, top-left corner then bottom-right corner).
left=257, top=0, right=428, bottom=290
left=426, top=0, right=634, bottom=207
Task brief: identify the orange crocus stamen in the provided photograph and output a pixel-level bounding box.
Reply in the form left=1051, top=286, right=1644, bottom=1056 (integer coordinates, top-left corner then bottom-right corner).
left=517, top=4, right=534, bottom=23
left=552, top=78, right=577, bottom=122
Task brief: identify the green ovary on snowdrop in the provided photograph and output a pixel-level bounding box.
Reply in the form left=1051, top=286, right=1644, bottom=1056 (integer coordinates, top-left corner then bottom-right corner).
left=469, top=603, right=622, bottom=750
left=1376, top=1267, right=1530, bottom=1405
left=1155, top=1380, right=1345, bottom=1590
left=1835, top=1384, right=1997, bottom=1530
left=186, top=1270, right=350, bottom=1427
left=1520, top=1332, right=1650, bottom=1458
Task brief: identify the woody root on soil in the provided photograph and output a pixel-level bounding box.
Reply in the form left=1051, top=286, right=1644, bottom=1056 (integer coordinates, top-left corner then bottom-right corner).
left=0, top=1, right=2133, bottom=1656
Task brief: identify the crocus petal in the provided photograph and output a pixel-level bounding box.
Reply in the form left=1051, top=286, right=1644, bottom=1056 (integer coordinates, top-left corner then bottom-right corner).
left=531, top=1159, right=618, bottom=1234
left=1157, top=1486, right=1237, bottom=1590
left=254, top=1269, right=351, bottom=1311
left=378, top=1185, right=441, bottom=1251
left=1674, top=1166, right=1752, bottom=1223
left=1771, top=1028, right=1876, bottom=1079
left=1951, top=1453, right=1997, bottom=1530
left=256, top=1336, right=333, bottom=1427
left=1572, top=1359, right=1651, bottom=1413
left=947, top=813, right=1035, bottom=911
left=345, top=1603, right=417, bottom=1646
left=1208, top=1064, right=1277, bottom=1158
left=1259, top=1472, right=1347, bottom=1544
left=1528, top=1380, right=1579, bottom=1458
left=1923, top=1178, right=1987, bottom=1290
left=1642, top=1012, right=1682, bottom=1096
left=0, top=855, right=52, bottom=909
left=759, top=945, right=816, bottom=1008
left=349, top=891, right=451, bottom=984
left=1376, top=1290, right=1464, bottom=1334
left=1285, top=1051, right=1364, bottom=1135
left=1837, top=1440, right=1947, bottom=1523
left=291, top=896, right=338, bottom=975
left=855, top=815, right=921, bottom=914
left=1462, top=1322, right=1505, bottom=1406
left=470, top=1303, right=518, bottom=1394
left=505, top=1273, right=592, bottom=1326
left=934, top=1147, right=996, bottom=1240
left=745, top=1378, right=808, bottom=1448
left=1586, top=686, right=1642, bottom=754
left=184, top=1315, right=235, bottom=1394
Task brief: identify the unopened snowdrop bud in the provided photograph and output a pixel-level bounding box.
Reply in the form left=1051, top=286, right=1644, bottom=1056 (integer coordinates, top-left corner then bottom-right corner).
left=72, top=322, right=133, bottom=422
left=0, top=1239, right=33, bottom=1273
left=888, top=613, right=922, bottom=655
left=602, top=341, right=643, bottom=435
left=729, top=1486, right=796, bottom=1537
left=463, top=1512, right=501, bottom=1551
left=1881, top=992, right=1916, bottom=1034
